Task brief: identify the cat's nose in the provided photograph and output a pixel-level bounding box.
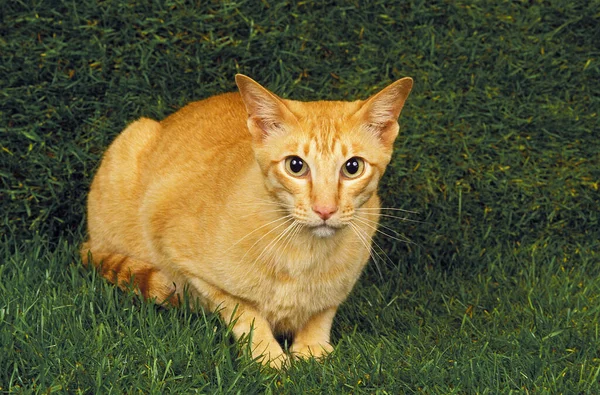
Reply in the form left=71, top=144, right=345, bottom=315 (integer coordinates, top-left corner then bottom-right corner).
left=312, top=205, right=338, bottom=220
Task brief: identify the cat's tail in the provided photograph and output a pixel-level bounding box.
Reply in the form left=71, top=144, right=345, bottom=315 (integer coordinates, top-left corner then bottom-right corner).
left=80, top=241, right=179, bottom=306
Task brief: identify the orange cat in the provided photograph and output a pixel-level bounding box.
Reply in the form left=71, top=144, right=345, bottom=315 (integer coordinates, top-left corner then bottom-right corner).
left=81, top=74, right=413, bottom=368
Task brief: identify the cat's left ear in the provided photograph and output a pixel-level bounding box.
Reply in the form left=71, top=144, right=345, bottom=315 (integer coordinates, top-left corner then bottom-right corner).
left=358, top=77, right=413, bottom=148
left=235, top=74, right=297, bottom=142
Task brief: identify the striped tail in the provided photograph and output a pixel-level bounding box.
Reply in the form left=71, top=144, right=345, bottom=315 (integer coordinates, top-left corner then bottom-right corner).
left=81, top=242, right=179, bottom=306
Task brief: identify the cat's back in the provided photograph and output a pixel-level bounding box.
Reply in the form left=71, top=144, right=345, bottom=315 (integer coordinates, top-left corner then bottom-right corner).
left=147, top=92, right=251, bottom=170
left=87, top=90, right=255, bottom=261
left=97, top=91, right=250, bottom=180
left=161, top=91, right=248, bottom=142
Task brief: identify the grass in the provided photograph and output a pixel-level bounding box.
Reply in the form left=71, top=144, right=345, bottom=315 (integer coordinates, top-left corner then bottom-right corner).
left=1, top=0, right=599, bottom=392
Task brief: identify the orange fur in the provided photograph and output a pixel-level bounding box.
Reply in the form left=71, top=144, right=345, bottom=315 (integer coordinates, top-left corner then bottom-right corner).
left=82, top=74, right=413, bottom=368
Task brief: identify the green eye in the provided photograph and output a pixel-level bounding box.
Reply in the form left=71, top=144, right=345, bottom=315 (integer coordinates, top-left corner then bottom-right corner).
left=342, top=157, right=365, bottom=179
left=285, top=156, right=309, bottom=177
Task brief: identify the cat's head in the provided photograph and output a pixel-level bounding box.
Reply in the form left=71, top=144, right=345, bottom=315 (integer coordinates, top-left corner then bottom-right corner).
left=236, top=74, right=412, bottom=238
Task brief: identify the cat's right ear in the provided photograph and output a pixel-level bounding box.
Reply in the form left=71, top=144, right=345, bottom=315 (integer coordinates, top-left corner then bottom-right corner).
left=235, top=74, right=297, bottom=142
left=357, top=77, right=413, bottom=148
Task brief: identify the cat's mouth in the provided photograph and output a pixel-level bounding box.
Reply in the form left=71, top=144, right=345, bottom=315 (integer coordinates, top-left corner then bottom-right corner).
left=311, top=224, right=338, bottom=238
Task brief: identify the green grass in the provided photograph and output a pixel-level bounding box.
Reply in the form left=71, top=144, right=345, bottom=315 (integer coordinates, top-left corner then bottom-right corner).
left=1, top=0, right=599, bottom=392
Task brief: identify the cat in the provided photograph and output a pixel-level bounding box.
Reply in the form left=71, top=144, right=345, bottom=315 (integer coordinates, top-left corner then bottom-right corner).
left=81, top=74, right=413, bottom=369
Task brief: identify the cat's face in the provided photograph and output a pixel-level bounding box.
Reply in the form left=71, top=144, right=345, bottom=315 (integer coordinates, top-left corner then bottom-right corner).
left=236, top=75, right=413, bottom=238
left=253, top=103, right=391, bottom=237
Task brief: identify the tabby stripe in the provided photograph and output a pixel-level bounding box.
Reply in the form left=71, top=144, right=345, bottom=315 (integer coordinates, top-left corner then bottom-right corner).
left=80, top=245, right=179, bottom=306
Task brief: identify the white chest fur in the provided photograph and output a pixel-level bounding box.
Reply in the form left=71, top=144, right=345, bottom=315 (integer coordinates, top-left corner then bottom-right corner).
left=231, top=237, right=368, bottom=332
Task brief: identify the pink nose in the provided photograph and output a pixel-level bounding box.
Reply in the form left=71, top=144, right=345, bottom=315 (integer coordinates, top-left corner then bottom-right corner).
left=312, top=205, right=337, bottom=220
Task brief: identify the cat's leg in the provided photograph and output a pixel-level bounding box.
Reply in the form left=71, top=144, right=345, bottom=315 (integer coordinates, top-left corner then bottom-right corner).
left=190, top=280, right=286, bottom=368
left=208, top=291, right=287, bottom=369
left=81, top=243, right=179, bottom=306
left=290, top=306, right=337, bottom=360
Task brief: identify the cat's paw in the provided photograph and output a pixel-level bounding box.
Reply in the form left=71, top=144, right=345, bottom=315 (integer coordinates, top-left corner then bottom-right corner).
left=290, top=341, right=334, bottom=360
left=253, top=343, right=288, bottom=369
left=266, top=352, right=289, bottom=370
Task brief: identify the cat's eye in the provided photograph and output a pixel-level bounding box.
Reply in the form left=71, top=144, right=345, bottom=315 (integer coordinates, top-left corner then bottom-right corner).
left=285, top=156, right=309, bottom=177
left=341, top=157, right=365, bottom=179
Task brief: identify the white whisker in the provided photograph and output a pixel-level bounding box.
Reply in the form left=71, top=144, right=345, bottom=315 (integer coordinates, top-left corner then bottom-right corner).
left=354, top=215, right=415, bottom=244
left=351, top=221, right=400, bottom=274
left=274, top=221, right=302, bottom=265
left=348, top=222, right=375, bottom=261
left=251, top=219, right=297, bottom=268
left=353, top=216, right=415, bottom=245
left=374, top=213, right=425, bottom=224
left=368, top=231, right=398, bottom=272
left=357, top=207, right=418, bottom=214
left=354, top=215, right=402, bottom=236
left=349, top=222, right=385, bottom=279
left=235, top=215, right=294, bottom=261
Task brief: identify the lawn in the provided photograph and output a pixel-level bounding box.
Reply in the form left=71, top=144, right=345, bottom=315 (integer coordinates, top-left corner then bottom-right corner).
left=1, top=0, right=599, bottom=392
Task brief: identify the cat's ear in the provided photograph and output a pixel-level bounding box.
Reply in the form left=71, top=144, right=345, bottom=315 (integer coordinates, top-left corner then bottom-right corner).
left=235, top=74, right=297, bottom=142
left=358, top=77, right=413, bottom=147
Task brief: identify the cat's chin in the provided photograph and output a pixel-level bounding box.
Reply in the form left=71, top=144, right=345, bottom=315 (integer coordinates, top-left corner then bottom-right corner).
left=311, top=225, right=337, bottom=238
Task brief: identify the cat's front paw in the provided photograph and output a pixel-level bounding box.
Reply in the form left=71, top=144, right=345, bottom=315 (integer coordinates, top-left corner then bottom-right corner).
left=253, top=342, right=288, bottom=369
left=266, top=352, right=289, bottom=369
left=290, top=341, right=334, bottom=360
